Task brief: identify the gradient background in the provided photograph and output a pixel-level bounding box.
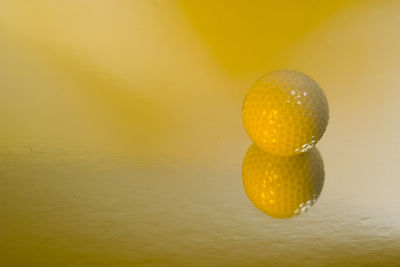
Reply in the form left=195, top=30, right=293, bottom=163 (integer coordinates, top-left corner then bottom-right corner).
left=1, top=1, right=400, bottom=265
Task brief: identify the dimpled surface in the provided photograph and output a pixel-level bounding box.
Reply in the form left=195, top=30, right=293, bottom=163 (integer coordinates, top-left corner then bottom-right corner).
left=242, top=70, right=329, bottom=156
left=242, top=143, right=324, bottom=219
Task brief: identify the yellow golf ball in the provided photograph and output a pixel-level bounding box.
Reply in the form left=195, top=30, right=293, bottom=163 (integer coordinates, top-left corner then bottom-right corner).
left=242, top=143, right=324, bottom=219
left=242, top=70, right=329, bottom=156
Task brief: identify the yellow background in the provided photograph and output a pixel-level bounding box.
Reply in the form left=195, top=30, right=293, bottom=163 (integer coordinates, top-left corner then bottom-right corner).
left=1, top=1, right=400, bottom=265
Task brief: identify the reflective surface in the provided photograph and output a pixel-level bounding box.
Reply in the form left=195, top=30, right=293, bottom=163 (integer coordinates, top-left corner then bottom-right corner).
left=1, top=1, right=400, bottom=266
left=242, top=144, right=324, bottom=218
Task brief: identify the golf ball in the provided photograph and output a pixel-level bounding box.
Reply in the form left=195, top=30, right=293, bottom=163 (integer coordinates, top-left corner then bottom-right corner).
left=242, top=70, right=329, bottom=156
left=242, top=143, right=324, bottom=219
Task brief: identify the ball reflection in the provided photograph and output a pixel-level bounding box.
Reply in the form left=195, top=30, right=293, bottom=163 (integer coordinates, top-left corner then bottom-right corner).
left=242, top=144, right=324, bottom=219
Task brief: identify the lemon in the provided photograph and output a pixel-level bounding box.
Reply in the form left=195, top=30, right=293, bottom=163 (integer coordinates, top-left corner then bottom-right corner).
left=242, top=70, right=329, bottom=156
left=242, top=143, right=324, bottom=219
